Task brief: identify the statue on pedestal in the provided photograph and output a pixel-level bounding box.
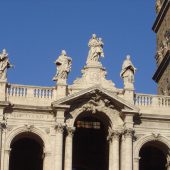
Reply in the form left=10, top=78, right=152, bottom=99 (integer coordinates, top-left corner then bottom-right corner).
left=53, top=50, right=72, bottom=85
left=86, top=34, right=104, bottom=65
left=120, top=55, right=136, bottom=89
left=156, top=0, right=161, bottom=13
left=0, top=49, right=13, bottom=81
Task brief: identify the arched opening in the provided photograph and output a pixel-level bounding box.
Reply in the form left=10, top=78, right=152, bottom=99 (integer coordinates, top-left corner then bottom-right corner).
left=9, top=132, right=44, bottom=170
left=73, top=112, right=110, bottom=170
left=139, top=141, right=168, bottom=170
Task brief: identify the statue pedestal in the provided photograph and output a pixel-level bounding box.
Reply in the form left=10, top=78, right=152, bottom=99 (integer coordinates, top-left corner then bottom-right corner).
left=0, top=81, right=7, bottom=101
left=54, top=83, right=67, bottom=100
left=71, top=64, right=116, bottom=91
left=123, top=89, right=134, bottom=104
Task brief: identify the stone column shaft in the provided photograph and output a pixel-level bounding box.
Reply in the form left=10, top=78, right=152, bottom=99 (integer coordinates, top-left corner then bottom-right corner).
left=64, top=127, right=75, bottom=170
left=55, top=124, right=64, bottom=170
left=0, top=124, right=3, bottom=169
left=112, top=133, right=120, bottom=170
left=108, top=129, right=120, bottom=170
left=109, top=139, right=113, bottom=170
left=124, top=129, right=134, bottom=170
left=120, top=135, right=125, bottom=170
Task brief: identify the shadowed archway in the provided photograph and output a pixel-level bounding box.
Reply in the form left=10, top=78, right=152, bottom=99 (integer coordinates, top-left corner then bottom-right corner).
left=139, top=141, right=168, bottom=170
left=9, top=132, right=44, bottom=170
left=72, top=111, right=110, bottom=170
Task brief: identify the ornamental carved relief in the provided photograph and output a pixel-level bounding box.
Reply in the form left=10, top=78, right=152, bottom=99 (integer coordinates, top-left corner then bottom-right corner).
left=66, top=126, right=75, bottom=137
left=55, top=123, right=65, bottom=133
left=66, top=92, right=124, bottom=128
left=124, top=128, right=134, bottom=138
left=107, top=128, right=122, bottom=141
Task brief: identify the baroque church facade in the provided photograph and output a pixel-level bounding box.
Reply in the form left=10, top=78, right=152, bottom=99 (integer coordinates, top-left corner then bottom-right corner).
left=0, top=1, right=170, bottom=170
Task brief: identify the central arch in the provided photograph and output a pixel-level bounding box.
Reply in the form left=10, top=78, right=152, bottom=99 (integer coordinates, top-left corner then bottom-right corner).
left=72, top=111, right=110, bottom=170
left=9, top=132, right=44, bottom=170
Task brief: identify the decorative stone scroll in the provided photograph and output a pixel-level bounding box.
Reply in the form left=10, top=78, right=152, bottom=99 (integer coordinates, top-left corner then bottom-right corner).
left=53, top=50, right=72, bottom=85
left=107, top=128, right=122, bottom=141
left=120, top=55, right=136, bottom=90
left=0, top=49, right=13, bottom=82
left=66, top=92, right=124, bottom=128
left=55, top=123, right=65, bottom=133
left=124, top=128, right=134, bottom=138
left=66, top=126, right=75, bottom=137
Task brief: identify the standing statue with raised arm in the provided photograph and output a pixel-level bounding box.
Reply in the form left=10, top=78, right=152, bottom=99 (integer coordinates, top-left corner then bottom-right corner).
left=120, top=55, right=136, bottom=90
left=53, top=50, right=72, bottom=85
left=0, top=49, right=13, bottom=81
left=86, top=34, right=104, bottom=65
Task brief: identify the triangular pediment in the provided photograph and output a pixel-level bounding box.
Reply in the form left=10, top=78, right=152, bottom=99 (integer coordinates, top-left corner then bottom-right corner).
left=52, top=86, right=139, bottom=112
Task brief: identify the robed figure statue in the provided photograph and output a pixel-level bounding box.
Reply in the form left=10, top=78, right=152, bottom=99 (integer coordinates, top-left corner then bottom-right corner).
left=120, top=55, right=136, bottom=89
left=53, top=50, right=72, bottom=85
left=86, top=34, right=104, bottom=65
left=0, top=49, right=13, bottom=81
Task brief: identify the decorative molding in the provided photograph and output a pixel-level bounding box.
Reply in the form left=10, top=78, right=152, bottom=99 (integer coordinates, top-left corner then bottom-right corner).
left=107, top=128, right=122, bottom=141
left=124, top=128, right=134, bottom=138
left=66, top=126, right=75, bottom=137
left=55, top=123, right=65, bottom=134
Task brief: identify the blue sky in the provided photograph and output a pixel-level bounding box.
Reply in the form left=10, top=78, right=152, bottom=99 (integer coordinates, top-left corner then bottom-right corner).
left=0, top=0, right=156, bottom=94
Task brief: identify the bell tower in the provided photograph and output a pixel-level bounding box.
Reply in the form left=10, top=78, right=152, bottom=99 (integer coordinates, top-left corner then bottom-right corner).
left=152, top=0, right=170, bottom=95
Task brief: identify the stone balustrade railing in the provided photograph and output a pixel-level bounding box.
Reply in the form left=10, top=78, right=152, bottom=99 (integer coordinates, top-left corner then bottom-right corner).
left=7, top=84, right=54, bottom=106
left=134, top=93, right=170, bottom=107
left=8, top=84, right=54, bottom=98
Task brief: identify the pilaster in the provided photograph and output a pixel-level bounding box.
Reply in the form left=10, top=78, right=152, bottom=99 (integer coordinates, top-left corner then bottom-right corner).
left=133, top=157, right=140, bottom=170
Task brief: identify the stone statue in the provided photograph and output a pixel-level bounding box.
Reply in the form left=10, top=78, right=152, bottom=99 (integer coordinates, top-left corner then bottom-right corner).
left=53, top=50, right=72, bottom=84
left=156, top=0, right=161, bottom=13
left=0, top=49, right=13, bottom=81
left=86, top=34, right=104, bottom=65
left=120, top=55, right=136, bottom=89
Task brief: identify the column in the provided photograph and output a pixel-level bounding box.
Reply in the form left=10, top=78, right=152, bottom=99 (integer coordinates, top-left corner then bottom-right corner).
left=64, top=126, right=75, bottom=170
left=112, top=130, right=121, bottom=170
left=55, top=124, right=64, bottom=170
left=108, top=129, right=113, bottom=170
left=120, top=134, right=125, bottom=170
left=124, top=128, right=134, bottom=170
left=0, top=123, right=3, bottom=169
left=133, top=157, right=140, bottom=170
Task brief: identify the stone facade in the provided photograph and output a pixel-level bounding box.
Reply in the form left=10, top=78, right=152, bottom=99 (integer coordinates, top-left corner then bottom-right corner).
left=153, top=0, right=170, bottom=95
left=0, top=2, right=170, bottom=170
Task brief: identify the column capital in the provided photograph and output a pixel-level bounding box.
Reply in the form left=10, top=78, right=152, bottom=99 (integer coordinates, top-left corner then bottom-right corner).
left=66, top=126, right=75, bottom=137
left=124, top=128, right=134, bottom=138
left=55, top=123, right=65, bottom=133
left=107, top=128, right=122, bottom=141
